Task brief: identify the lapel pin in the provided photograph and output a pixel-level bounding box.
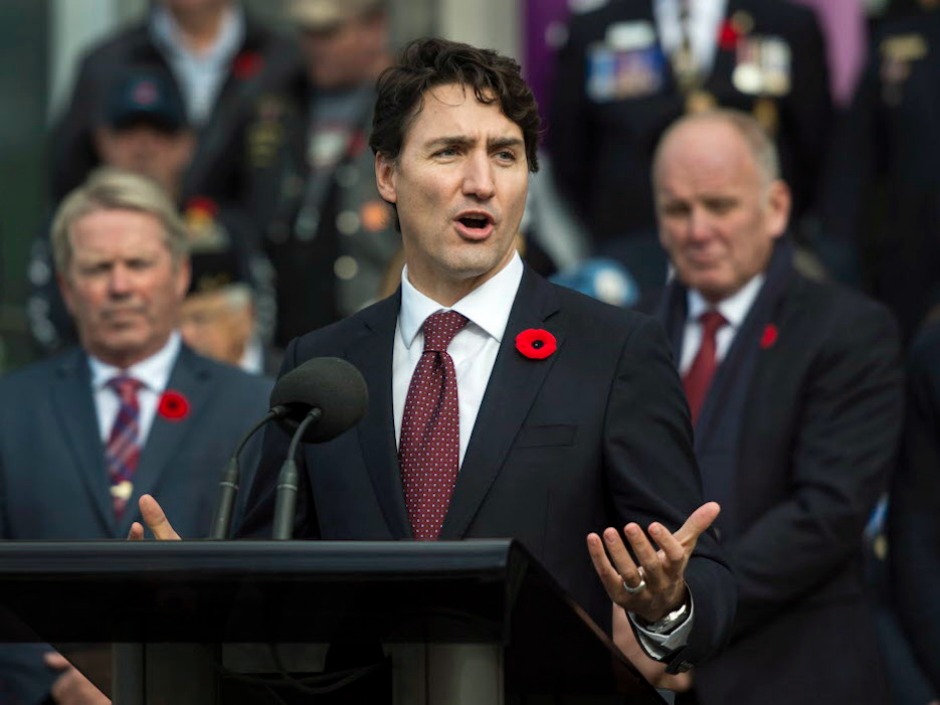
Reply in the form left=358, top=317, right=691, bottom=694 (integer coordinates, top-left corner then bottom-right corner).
left=158, top=390, right=190, bottom=421
left=515, top=329, right=558, bottom=360
left=760, top=324, right=778, bottom=350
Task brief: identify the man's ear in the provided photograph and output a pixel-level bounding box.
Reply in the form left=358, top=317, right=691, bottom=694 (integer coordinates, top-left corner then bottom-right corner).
left=174, top=257, right=191, bottom=301
left=375, top=153, right=398, bottom=205
left=93, top=128, right=114, bottom=163
left=57, top=272, right=76, bottom=317
left=766, top=179, right=792, bottom=240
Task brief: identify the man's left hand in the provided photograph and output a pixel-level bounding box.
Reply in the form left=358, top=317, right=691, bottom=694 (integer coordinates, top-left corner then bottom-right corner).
left=586, top=502, right=720, bottom=622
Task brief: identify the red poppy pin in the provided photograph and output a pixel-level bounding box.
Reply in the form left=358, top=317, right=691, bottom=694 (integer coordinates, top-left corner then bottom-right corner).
left=185, top=195, right=219, bottom=218
left=717, top=19, right=741, bottom=51
left=232, top=51, right=264, bottom=80
left=760, top=324, right=778, bottom=349
left=158, top=390, right=190, bottom=421
left=515, top=328, right=557, bottom=360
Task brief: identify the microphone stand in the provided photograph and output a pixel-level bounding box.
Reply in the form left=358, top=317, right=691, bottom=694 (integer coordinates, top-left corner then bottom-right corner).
left=209, top=405, right=288, bottom=540
left=272, top=408, right=323, bottom=540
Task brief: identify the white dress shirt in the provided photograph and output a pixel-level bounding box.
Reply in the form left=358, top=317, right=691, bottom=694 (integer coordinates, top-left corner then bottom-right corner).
left=653, top=0, right=728, bottom=76
left=151, top=4, right=245, bottom=125
left=679, top=274, right=765, bottom=374
left=88, top=332, right=182, bottom=446
left=393, top=255, right=524, bottom=464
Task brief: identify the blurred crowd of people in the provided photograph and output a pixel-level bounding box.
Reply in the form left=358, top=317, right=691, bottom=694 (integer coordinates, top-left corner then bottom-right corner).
left=3, top=0, right=940, bottom=703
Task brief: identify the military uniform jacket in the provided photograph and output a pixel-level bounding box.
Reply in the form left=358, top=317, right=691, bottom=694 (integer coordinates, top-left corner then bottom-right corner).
left=549, top=0, right=832, bottom=242
left=822, top=10, right=940, bottom=343
left=239, top=69, right=401, bottom=345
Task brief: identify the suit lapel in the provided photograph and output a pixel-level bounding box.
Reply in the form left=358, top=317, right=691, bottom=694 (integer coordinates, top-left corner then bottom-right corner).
left=117, top=346, right=213, bottom=536
left=51, top=350, right=115, bottom=534
left=440, top=270, right=563, bottom=539
left=345, top=292, right=412, bottom=538
left=696, top=240, right=795, bottom=443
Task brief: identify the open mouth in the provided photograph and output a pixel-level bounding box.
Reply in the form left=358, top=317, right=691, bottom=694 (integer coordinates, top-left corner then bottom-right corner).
left=455, top=212, right=495, bottom=238
left=458, top=215, right=492, bottom=230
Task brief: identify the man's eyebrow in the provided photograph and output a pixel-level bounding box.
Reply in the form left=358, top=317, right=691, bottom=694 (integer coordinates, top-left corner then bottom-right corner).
left=424, top=135, right=525, bottom=151
left=488, top=136, right=524, bottom=151
left=425, top=135, right=472, bottom=150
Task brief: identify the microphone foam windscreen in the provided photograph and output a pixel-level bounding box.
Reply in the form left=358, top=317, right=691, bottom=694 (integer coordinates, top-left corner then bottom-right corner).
left=270, top=357, right=368, bottom=443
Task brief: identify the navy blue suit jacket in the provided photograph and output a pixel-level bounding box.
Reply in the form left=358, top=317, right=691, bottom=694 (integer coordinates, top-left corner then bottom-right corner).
left=239, top=267, right=737, bottom=673
left=0, top=344, right=271, bottom=703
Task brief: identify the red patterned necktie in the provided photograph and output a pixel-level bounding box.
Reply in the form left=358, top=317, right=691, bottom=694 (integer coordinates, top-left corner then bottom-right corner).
left=105, top=375, right=143, bottom=518
left=683, top=310, right=727, bottom=426
left=399, top=310, right=468, bottom=540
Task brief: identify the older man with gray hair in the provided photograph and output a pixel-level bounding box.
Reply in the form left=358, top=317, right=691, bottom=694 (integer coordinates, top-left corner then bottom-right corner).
left=635, top=109, right=902, bottom=705
left=0, top=169, right=271, bottom=704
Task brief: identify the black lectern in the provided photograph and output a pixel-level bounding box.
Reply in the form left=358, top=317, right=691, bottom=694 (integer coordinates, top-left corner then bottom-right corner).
left=0, top=540, right=665, bottom=704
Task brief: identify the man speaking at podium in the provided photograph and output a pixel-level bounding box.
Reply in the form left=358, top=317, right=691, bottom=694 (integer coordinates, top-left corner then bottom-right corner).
left=137, top=37, right=736, bottom=676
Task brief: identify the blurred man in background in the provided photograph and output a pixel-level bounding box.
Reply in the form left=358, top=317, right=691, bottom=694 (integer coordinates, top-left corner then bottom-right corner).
left=31, top=66, right=275, bottom=358
left=51, top=0, right=299, bottom=205
left=0, top=169, right=271, bottom=704
left=238, top=0, right=401, bottom=346
left=181, top=243, right=277, bottom=374
left=635, top=109, right=901, bottom=705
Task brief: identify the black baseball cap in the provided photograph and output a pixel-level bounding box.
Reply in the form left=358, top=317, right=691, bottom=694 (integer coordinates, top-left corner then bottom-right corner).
left=103, top=68, right=187, bottom=132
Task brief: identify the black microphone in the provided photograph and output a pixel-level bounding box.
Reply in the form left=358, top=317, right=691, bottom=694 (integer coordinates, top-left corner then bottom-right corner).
left=209, top=405, right=289, bottom=540
left=209, top=357, right=366, bottom=539
left=271, top=357, right=368, bottom=540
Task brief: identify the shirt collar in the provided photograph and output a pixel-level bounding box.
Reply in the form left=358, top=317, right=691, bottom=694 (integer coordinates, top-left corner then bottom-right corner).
left=151, top=4, right=244, bottom=63
left=89, top=331, right=182, bottom=393
left=399, top=253, right=524, bottom=349
left=686, top=273, right=765, bottom=329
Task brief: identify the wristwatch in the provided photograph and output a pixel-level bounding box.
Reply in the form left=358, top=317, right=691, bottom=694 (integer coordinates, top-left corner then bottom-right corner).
left=637, top=601, right=689, bottom=635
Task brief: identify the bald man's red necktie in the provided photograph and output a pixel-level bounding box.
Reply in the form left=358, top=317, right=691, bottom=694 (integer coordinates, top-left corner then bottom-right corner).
left=399, top=310, right=468, bottom=540
left=105, top=375, right=143, bottom=518
left=683, top=310, right=727, bottom=426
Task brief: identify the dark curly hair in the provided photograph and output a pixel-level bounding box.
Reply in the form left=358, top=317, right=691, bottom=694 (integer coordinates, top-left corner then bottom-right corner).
left=370, top=37, right=541, bottom=173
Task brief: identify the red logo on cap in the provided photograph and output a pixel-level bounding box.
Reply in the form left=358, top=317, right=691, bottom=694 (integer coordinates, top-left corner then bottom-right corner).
left=133, top=80, right=159, bottom=107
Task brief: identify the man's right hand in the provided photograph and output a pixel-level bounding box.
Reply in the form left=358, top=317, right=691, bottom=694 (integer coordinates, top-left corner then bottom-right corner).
left=127, top=494, right=180, bottom=540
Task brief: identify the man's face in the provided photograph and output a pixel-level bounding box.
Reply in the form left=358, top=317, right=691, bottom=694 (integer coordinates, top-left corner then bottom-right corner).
left=95, top=125, right=195, bottom=195
left=300, top=15, right=386, bottom=89
left=179, top=289, right=254, bottom=367
left=59, top=208, right=190, bottom=368
left=654, top=120, right=790, bottom=303
left=375, top=83, right=529, bottom=305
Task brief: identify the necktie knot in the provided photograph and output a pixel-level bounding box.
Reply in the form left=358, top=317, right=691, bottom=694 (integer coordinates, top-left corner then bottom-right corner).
left=699, top=310, right=727, bottom=338
left=107, top=376, right=143, bottom=404
left=422, top=311, right=468, bottom=353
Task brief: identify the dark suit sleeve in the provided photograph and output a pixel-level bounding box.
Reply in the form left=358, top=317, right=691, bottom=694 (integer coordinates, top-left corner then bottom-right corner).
left=890, top=327, right=940, bottom=693
left=604, top=317, right=736, bottom=670
left=235, top=338, right=319, bottom=539
left=729, top=303, right=902, bottom=638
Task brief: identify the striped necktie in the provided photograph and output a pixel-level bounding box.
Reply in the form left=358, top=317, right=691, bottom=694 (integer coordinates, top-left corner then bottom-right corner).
left=105, top=375, right=143, bottom=518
